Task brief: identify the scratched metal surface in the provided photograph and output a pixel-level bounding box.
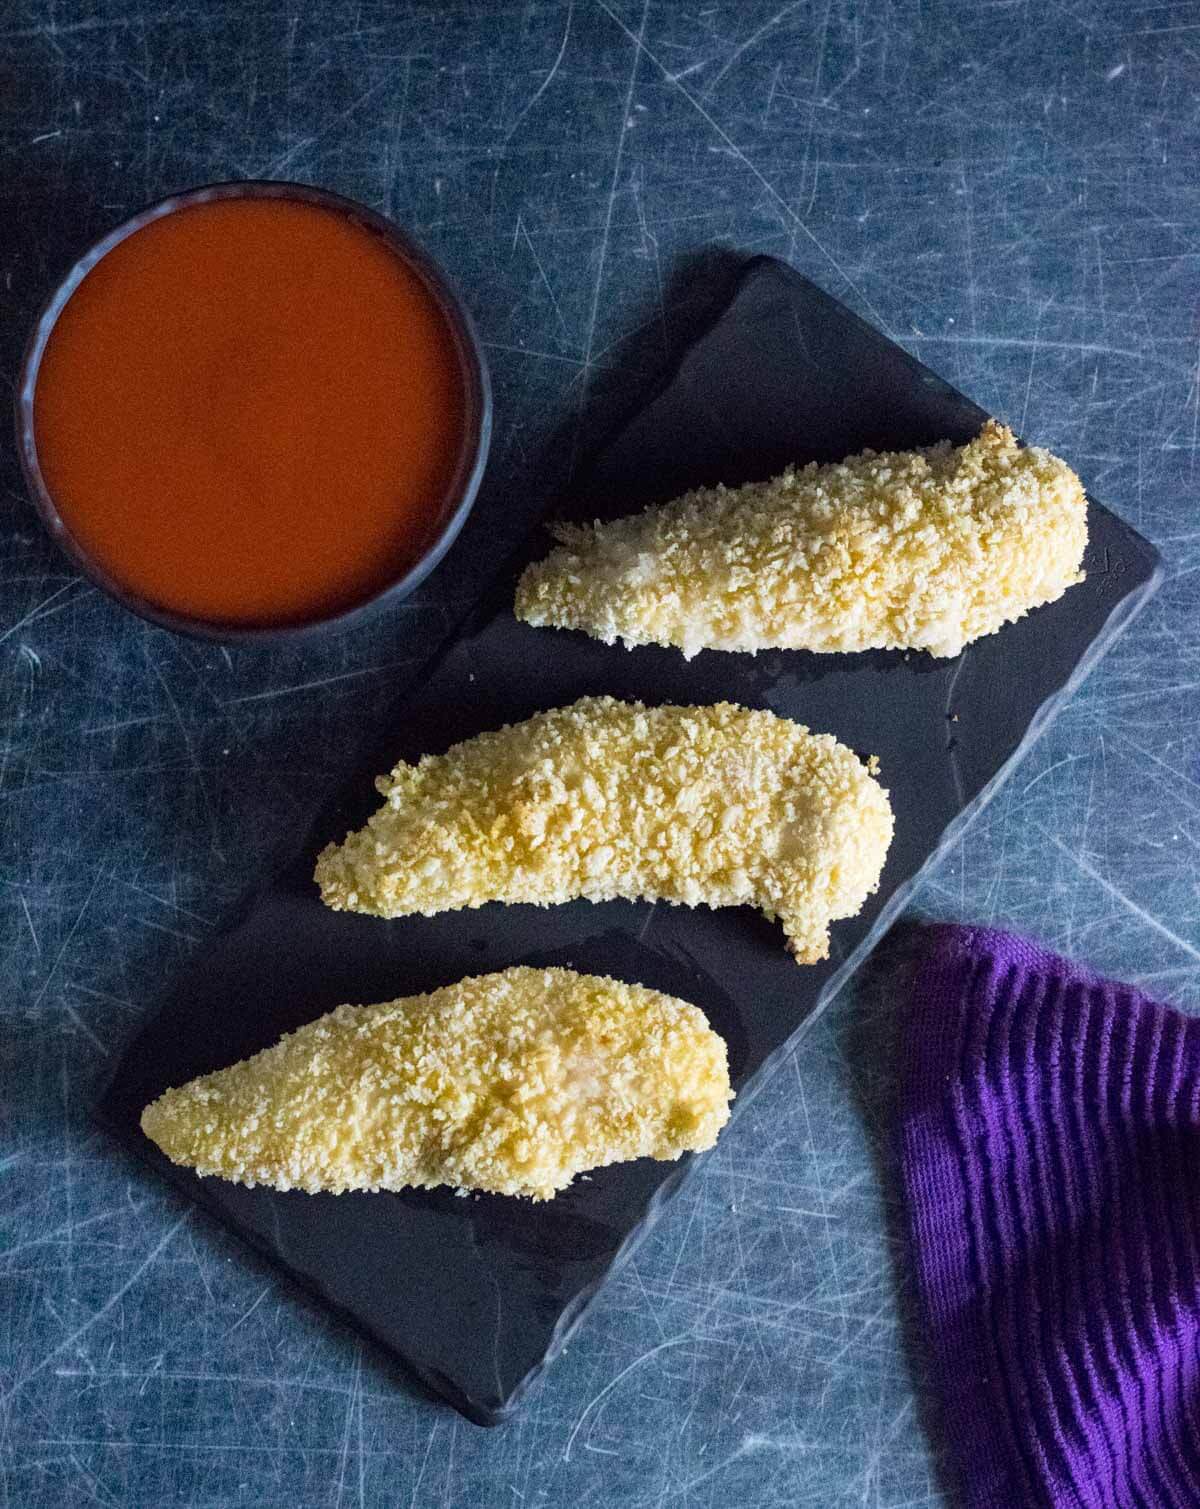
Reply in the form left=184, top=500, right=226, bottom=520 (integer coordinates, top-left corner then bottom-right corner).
left=1, top=1, right=1196, bottom=1503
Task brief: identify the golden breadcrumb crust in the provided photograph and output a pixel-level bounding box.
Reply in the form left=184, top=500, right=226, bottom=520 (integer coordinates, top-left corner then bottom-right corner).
left=141, top=967, right=733, bottom=1200
left=314, top=696, right=893, bottom=964
left=514, top=421, right=1087, bottom=659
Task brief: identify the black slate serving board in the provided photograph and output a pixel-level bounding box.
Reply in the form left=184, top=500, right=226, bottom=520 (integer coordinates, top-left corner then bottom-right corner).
left=96, top=257, right=1162, bottom=1426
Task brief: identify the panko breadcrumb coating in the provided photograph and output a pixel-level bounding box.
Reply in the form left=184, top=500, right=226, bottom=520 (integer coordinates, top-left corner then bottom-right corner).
left=315, top=696, right=893, bottom=964
left=141, top=967, right=733, bottom=1200
left=514, top=421, right=1087, bottom=659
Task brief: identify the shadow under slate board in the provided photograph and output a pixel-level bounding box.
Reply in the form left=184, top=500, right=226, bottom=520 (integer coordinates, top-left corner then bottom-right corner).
left=96, top=256, right=1163, bottom=1426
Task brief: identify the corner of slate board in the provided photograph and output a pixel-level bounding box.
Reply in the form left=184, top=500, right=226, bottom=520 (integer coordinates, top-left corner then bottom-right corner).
left=95, top=254, right=1163, bottom=1426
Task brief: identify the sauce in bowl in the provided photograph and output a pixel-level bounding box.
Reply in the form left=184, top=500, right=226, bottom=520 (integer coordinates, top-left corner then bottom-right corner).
left=23, top=187, right=486, bottom=633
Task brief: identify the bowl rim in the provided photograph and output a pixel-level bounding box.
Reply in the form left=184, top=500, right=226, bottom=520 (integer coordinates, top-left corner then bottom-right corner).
left=13, top=179, right=493, bottom=643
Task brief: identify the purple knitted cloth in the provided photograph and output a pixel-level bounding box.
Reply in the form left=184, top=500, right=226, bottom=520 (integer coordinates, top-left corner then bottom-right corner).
left=901, top=925, right=1200, bottom=1509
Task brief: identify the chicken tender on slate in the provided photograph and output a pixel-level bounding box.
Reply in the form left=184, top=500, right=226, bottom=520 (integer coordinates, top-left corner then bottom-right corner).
left=141, top=967, right=733, bottom=1200
left=314, top=696, right=893, bottom=964
left=514, top=421, right=1087, bottom=660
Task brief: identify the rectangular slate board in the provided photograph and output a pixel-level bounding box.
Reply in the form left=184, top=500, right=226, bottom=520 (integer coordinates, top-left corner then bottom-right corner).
left=96, top=256, right=1163, bottom=1426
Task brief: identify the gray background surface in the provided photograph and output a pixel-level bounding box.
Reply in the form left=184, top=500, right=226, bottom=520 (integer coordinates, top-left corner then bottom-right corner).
left=1, top=2, right=1196, bottom=1504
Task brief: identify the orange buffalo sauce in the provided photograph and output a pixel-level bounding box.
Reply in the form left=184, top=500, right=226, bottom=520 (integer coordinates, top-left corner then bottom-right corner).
left=33, top=196, right=467, bottom=627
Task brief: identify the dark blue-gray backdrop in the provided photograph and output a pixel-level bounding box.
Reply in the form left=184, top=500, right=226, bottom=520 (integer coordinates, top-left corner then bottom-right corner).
left=2, top=2, right=1197, bottom=1504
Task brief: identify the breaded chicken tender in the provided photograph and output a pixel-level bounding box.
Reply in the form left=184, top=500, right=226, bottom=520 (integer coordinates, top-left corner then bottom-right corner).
left=141, top=967, right=732, bottom=1200
left=514, top=421, right=1087, bottom=660
left=315, top=697, right=893, bottom=963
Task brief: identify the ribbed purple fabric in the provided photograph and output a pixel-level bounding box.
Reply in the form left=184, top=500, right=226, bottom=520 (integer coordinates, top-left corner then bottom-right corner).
left=900, top=925, right=1200, bottom=1509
